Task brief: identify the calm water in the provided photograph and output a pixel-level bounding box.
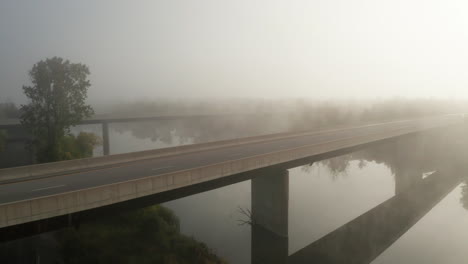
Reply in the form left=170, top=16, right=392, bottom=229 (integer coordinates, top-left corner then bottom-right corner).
left=2, top=122, right=468, bottom=263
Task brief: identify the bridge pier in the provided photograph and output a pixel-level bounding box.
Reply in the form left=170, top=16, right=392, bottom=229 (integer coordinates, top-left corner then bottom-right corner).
left=102, top=122, right=110, bottom=155
left=251, top=169, right=289, bottom=264
left=251, top=169, right=289, bottom=237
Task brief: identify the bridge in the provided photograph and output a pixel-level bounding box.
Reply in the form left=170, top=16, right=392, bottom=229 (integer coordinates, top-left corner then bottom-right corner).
left=0, top=113, right=250, bottom=156
left=0, top=115, right=463, bottom=242
left=1, top=117, right=465, bottom=263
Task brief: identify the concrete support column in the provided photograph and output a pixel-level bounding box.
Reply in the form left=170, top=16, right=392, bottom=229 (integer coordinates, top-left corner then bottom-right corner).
left=251, top=169, right=289, bottom=264
left=102, top=122, right=110, bottom=155
left=251, top=169, right=289, bottom=237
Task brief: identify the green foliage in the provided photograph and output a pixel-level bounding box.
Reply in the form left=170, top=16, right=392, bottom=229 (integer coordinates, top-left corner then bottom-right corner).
left=0, top=130, right=7, bottom=152
left=20, top=57, right=94, bottom=162
left=58, top=132, right=102, bottom=160
left=58, top=205, right=227, bottom=264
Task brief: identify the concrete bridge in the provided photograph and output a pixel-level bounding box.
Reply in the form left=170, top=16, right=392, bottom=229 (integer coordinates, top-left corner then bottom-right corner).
left=0, top=115, right=463, bottom=242
left=0, top=113, right=250, bottom=157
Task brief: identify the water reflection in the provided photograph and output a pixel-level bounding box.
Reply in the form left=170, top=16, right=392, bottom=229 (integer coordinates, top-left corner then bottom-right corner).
left=1, top=125, right=467, bottom=263
left=74, top=116, right=289, bottom=155
left=373, top=184, right=468, bottom=264
left=288, top=170, right=462, bottom=264
left=110, top=116, right=288, bottom=151
left=289, top=160, right=395, bottom=254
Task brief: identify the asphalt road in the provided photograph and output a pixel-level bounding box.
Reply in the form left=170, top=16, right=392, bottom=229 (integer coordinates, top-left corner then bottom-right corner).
left=0, top=116, right=459, bottom=206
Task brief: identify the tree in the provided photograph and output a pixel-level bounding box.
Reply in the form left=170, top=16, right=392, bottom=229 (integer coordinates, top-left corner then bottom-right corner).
left=57, top=205, right=227, bottom=264
left=20, top=57, right=94, bottom=162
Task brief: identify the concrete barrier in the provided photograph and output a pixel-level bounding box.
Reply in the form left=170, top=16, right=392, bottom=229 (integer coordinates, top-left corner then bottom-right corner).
left=0, top=117, right=462, bottom=228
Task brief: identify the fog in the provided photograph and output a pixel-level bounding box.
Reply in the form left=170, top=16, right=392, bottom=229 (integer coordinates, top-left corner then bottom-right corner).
left=2, top=0, right=468, bottom=104
left=5, top=2, right=468, bottom=262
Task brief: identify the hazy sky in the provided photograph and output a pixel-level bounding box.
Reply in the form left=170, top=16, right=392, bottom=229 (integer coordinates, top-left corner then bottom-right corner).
left=1, top=0, right=468, bottom=104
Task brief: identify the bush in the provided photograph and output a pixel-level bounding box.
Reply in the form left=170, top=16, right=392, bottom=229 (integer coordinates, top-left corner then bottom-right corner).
left=58, top=132, right=102, bottom=160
